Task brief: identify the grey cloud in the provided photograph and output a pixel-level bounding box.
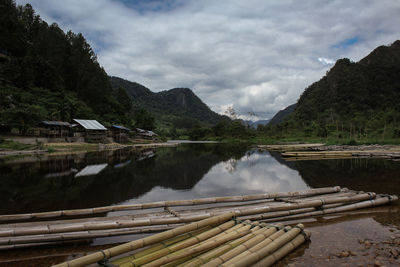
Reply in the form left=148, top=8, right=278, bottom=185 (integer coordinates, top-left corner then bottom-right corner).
left=17, top=0, right=400, bottom=120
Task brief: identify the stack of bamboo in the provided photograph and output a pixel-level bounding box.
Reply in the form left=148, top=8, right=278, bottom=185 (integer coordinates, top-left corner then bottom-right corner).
left=0, top=186, right=397, bottom=250
left=257, top=143, right=324, bottom=151
left=281, top=150, right=400, bottom=161
left=53, top=213, right=311, bottom=267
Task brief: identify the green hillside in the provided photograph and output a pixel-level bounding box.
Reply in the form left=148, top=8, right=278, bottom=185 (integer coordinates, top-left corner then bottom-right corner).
left=264, top=40, right=400, bottom=142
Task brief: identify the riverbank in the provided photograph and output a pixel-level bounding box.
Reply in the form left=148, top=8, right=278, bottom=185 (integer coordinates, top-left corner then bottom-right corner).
left=0, top=140, right=178, bottom=158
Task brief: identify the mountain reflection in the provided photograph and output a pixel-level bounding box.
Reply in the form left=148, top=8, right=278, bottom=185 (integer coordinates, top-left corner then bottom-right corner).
left=2, top=144, right=399, bottom=216
left=0, top=144, right=249, bottom=214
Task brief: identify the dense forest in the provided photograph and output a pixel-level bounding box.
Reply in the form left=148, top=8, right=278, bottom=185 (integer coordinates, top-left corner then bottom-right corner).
left=0, top=0, right=138, bottom=133
left=0, top=1, right=227, bottom=136
left=259, top=40, right=400, bottom=143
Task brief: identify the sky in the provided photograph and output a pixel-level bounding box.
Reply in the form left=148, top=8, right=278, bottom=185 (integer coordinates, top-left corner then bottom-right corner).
left=17, top=0, right=400, bottom=121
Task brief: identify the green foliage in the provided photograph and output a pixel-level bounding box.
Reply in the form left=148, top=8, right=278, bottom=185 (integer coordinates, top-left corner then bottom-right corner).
left=0, top=1, right=132, bottom=129
left=132, top=107, right=155, bottom=130
left=262, top=40, right=400, bottom=144
left=0, top=139, right=36, bottom=150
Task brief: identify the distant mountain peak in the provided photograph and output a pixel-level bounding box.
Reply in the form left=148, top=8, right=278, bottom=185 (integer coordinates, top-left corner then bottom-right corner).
left=109, top=77, right=223, bottom=124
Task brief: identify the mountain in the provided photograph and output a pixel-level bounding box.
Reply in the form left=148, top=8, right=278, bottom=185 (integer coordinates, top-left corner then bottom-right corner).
left=110, top=76, right=223, bottom=125
left=268, top=104, right=297, bottom=126
left=285, top=40, right=400, bottom=137
left=110, top=76, right=152, bottom=98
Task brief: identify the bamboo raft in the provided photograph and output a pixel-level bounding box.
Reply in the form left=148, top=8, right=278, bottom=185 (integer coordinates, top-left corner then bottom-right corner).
left=257, top=143, right=324, bottom=151
left=282, top=150, right=400, bottom=161
left=53, top=213, right=311, bottom=267
left=0, top=186, right=397, bottom=251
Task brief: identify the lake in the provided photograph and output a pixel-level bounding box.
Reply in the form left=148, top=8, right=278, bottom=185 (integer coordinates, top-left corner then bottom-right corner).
left=0, top=143, right=399, bottom=266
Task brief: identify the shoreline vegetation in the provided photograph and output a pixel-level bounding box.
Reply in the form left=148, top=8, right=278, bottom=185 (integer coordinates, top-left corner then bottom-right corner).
left=0, top=138, right=178, bottom=158
left=2, top=135, right=400, bottom=161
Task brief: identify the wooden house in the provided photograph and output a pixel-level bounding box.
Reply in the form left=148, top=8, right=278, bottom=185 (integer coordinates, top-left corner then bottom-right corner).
left=110, top=125, right=131, bottom=143
left=72, top=119, right=107, bottom=142
left=39, top=121, right=71, bottom=138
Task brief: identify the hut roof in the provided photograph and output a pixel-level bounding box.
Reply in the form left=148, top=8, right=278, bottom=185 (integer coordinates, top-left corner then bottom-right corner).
left=75, top=163, right=108, bottom=177
left=112, top=125, right=131, bottom=131
left=41, top=121, right=71, bottom=126
left=136, top=128, right=157, bottom=136
left=73, top=119, right=107, bottom=130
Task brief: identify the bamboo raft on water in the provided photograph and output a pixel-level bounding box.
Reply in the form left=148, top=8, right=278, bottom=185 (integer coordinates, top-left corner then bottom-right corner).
left=52, top=212, right=311, bottom=267
left=0, top=186, right=397, bottom=251
left=281, top=150, right=400, bottom=161
left=257, top=143, right=324, bottom=151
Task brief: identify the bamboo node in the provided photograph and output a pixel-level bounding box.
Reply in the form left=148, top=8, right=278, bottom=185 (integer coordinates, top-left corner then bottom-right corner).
left=293, top=224, right=309, bottom=240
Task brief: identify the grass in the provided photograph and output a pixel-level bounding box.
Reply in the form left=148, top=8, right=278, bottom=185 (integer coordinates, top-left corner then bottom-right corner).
left=44, top=142, right=99, bottom=152
left=0, top=140, right=38, bottom=150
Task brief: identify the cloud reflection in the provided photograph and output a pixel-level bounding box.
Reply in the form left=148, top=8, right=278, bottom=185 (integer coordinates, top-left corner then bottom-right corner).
left=130, top=150, right=309, bottom=203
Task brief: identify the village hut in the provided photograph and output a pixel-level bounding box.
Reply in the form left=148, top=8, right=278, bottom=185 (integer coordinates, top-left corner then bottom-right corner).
left=72, top=119, right=107, bottom=142
left=111, top=125, right=131, bottom=143
left=39, top=121, right=71, bottom=138
left=135, top=128, right=157, bottom=140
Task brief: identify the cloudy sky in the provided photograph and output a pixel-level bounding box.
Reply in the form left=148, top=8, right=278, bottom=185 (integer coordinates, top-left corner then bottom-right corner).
left=17, top=0, right=400, bottom=120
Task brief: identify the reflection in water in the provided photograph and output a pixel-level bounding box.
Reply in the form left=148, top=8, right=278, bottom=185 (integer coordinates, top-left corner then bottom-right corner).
left=1, top=144, right=400, bottom=267
left=0, top=144, right=249, bottom=214
left=75, top=163, right=108, bottom=177
left=1, top=144, right=400, bottom=219
left=269, top=151, right=400, bottom=195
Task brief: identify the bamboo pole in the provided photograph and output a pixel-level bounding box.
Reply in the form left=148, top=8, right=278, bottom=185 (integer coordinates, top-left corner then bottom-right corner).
left=140, top=224, right=252, bottom=267
left=52, top=212, right=235, bottom=267
left=149, top=223, right=258, bottom=267
left=259, top=195, right=398, bottom=223
left=0, top=192, right=378, bottom=239
left=110, top=226, right=211, bottom=266
left=232, top=192, right=376, bottom=217
left=222, top=224, right=304, bottom=267
left=251, top=230, right=311, bottom=267
left=0, top=187, right=341, bottom=222
left=119, top=221, right=246, bottom=267
left=0, top=224, right=191, bottom=246
left=178, top=225, right=264, bottom=267
left=5, top=189, right=351, bottom=229
left=0, top=189, right=351, bottom=230
left=114, top=221, right=245, bottom=266
left=203, top=226, right=286, bottom=267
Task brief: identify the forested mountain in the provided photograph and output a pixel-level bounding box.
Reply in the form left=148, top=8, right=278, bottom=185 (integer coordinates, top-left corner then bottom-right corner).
left=268, top=104, right=296, bottom=126
left=110, top=76, right=152, bottom=99
left=278, top=40, right=400, bottom=139
left=110, top=76, right=223, bottom=125
left=0, top=1, right=223, bottom=135
left=0, top=0, right=133, bottom=132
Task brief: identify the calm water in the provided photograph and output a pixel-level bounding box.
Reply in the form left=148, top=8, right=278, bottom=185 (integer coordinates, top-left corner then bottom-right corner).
left=1, top=143, right=399, bottom=214
left=0, top=143, right=400, bottom=266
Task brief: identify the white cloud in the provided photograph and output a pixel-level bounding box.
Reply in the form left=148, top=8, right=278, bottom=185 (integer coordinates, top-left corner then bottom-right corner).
left=318, top=57, right=335, bottom=65
left=17, top=0, right=400, bottom=120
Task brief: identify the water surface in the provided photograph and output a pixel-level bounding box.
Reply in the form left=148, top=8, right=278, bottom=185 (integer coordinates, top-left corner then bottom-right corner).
left=0, top=144, right=399, bottom=266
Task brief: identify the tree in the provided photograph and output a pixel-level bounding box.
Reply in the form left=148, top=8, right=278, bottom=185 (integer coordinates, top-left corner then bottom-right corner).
left=133, top=107, right=155, bottom=130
